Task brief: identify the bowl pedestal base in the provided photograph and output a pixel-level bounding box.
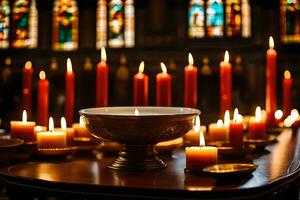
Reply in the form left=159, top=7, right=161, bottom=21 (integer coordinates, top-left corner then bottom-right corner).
left=108, top=144, right=167, bottom=171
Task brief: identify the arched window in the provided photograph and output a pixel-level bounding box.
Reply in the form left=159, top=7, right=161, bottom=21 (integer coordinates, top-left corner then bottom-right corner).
left=188, top=0, right=251, bottom=38
left=53, top=0, right=78, bottom=51
left=96, top=0, right=135, bottom=49
left=0, top=0, right=10, bottom=49
left=11, top=0, right=38, bottom=48
left=280, top=0, right=300, bottom=43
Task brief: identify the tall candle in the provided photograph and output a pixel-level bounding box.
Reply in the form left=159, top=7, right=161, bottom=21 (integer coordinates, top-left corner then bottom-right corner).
left=96, top=47, right=109, bottom=107
left=266, top=36, right=277, bottom=126
left=156, top=62, right=172, bottom=106
left=220, top=50, right=232, bottom=116
left=65, top=58, right=75, bottom=126
left=229, top=108, right=244, bottom=148
left=133, top=61, right=149, bottom=106
left=186, top=131, right=218, bottom=173
left=22, top=61, right=33, bottom=116
left=37, top=71, right=49, bottom=126
left=184, top=53, right=198, bottom=108
left=37, top=117, right=67, bottom=149
left=248, top=106, right=266, bottom=140
left=283, top=70, right=293, bottom=118
left=10, top=110, right=36, bottom=142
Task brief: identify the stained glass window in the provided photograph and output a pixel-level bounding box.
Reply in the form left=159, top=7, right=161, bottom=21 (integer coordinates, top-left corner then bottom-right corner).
left=97, top=0, right=107, bottom=49
left=226, top=0, right=241, bottom=37
left=124, top=0, right=134, bottom=47
left=53, top=0, right=78, bottom=51
left=108, top=0, right=124, bottom=48
left=280, top=0, right=300, bottom=43
left=207, top=0, right=224, bottom=37
left=188, top=0, right=205, bottom=38
left=12, top=0, right=38, bottom=48
left=0, top=0, right=10, bottom=49
left=241, top=0, right=251, bottom=37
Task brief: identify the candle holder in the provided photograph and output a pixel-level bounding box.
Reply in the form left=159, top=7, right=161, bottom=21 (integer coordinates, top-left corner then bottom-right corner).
left=80, top=107, right=199, bottom=171
left=36, top=147, right=78, bottom=157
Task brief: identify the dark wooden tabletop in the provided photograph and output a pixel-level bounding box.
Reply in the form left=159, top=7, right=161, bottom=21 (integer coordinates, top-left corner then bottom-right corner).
left=0, top=129, right=300, bottom=200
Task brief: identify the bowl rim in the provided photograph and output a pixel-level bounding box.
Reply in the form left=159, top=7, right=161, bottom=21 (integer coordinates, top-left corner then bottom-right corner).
left=79, top=106, right=200, bottom=117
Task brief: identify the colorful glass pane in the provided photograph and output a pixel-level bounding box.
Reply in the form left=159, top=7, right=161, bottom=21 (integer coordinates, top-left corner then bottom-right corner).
left=241, top=0, right=251, bottom=37
left=28, top=0, right=37, bottom=48
left=226, top=0, right=241, bottom=37
left=96, top=0, right=107, bottom=49
left=124, top=0, right=134, bottom=47
left=0, top=0, right=10, bottom=49
left=53, top=0, right=78, bottom=51
left=108, top=0, right=124, bottom=48
left=206, top=0, right=224, bottom=37
left=281, top=0, right=300, bottom=43
left=188, top=0, right=205, bottom=38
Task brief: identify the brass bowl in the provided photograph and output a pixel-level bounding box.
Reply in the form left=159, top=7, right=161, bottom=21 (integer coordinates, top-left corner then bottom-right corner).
left=79, top=107, right=199, bottom=171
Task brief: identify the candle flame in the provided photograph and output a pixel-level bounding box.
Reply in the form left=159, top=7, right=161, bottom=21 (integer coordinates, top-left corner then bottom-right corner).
left=160, top=62, right=167, bottom=73
left=188, top=53, right=194, bottom=66
left=138, top=61, right=144, bottom=73
left=67, top=58, right=73, bottom=73
left=194, top=116, right=201, bottom=132
left=25, top=61, right=32, bottom=69
left=224, top=50, right=229, bottom=63
left=199, top=131, right=205, bottom=147
left=233, top=108, right=241, bottom=122
left=224, top=110, right=230, bottom=126
left=255, top=106, right=262, bottom=122
left=61, top=117, right=67, bottom=130
left=291, top=109, right=299, bottom=121
left=39, top=71, right=46, bottom=80
left=79, top=116, right=85, bottom=127
left=101, top=47, right=107, bottom=62
left=22, top=110, right=27, bottom=123
left=217, top=119, right=223, bottom=127
left=49, top=117, right=54, bottom=132
left=284, top=70, right=291, bottom=79
left=269, top=36, right=274, bottom=49
left=275, top=110, right=283, bottom=120
left=135, top=109, right=139, bottom=116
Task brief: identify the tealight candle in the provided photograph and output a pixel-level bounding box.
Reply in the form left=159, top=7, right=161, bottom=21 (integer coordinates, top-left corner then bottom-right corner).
left=54, top=117, right=75, bottom=145
left=37, top=117, right=67, bottom=149
left=10, top=110, right=36, bottom=142
left=186, top=128, right=218, bottom=173
left=248, top=106, right=266, bottom=140
left=72, top=116, right=90, bottom=138
left=229, top=108, right=244, bottom=148
left=184, top=116, right=207, bottom=146
left=208, top=119, right=228, bottom=141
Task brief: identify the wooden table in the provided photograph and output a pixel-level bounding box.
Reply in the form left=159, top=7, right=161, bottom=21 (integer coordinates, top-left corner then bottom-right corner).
left=0, top=129, right=300, bottom=200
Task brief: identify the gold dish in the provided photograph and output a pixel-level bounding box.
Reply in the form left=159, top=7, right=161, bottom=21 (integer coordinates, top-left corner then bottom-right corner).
left=0, top=139, right=24, bottom=164
left=207, top=141, right=254, bottom=157
left=36, top=146, right=78, bottom=157
left=203, top=163, right=257, bottom=177
left=72, top=137, right=102, bottom=151
left=244, top=135, right=277, bottom=150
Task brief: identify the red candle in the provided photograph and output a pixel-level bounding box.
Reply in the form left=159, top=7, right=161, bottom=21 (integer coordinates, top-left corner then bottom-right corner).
left=229, top=108, right=244, bottom=148
left=22, top=61, right=33, bottom=116
left=283, top=70, right=293, bottom=118
left=96, top=47, right=109, bottom=107
left=184, top=53, right=198, bottom=108
left=133, top=61, right=149, bottom=106
left=220, top=50, right=232, bottom=116
left=248, top=106, right=266, bottom=140
left=65, top=58, right=75, bottom=126
left=156, top=63, right=172, bottom=106
left=37, top=71, right=49, bottom=126
left=266, top=36, right=277, bottom=126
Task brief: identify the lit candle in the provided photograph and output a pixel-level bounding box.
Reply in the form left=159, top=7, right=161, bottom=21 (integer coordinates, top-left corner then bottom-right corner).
left=54, top=117, right=75, bottom=145
left=266, top=36, right=277, bottom=127
left=65, top=58, right=75, bottom=126
left=10, top=110, right=36, bottom=142
left=37, top=71, right=49, bottom=126
left=184, top=53, right=198, bottom=108
left=248, top=106, right=266, bottom=140
left=156, top=62, right=172, bottom=106
left=220, top=50, right=232, bottom=116
left=186, top=127, right=218, bottom=173
left=72, top=116, right=90, bottom=138
left=22, top=61, right=33, bottom=116
left=184, top=116, right=207, bottom=146
left=229, top=108, right=244, bottom=148
left=34, top=126, right=47, bottom=135
left=37, top=117, right=67, bottom=149
left=208, top=119, right=228, bottom=142
left=133, top=61, right=149, bottom=106
left=96, top=47, right=109, bottom=107
left=282, top=70, right=293, bottom=118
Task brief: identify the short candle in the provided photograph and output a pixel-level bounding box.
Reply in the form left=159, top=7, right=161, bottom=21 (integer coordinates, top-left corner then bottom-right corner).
left=54, top=117, right=75, bottom=145
left=248, top=106, right=267, bottom=140
left=229, top=108, right=244, bottom=148
left=208, top=119, right=228, bottom=141
left=72, top=116, right=90, bottom=138
left=184, top=116, right=207, bottom=146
